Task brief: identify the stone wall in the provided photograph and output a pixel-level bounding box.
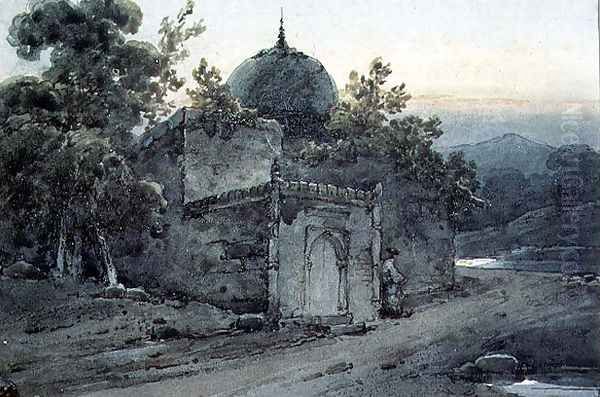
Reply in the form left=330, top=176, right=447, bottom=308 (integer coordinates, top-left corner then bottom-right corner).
left=126, top=112, right=454, bottom=314
left=116, top=111, right=280, bottom=312
left=282, top=154, right=456, bottom=297
left=182, top=110, right=282, bottom=203
left=277, top=195, right=378, bottom=322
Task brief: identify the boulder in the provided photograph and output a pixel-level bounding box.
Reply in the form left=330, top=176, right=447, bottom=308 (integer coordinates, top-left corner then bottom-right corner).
left=454, top=362, right=482, bottom=381
left=235, top=314, right=264, bottom=332
left=330, top=322, right=367, bottom=337
left=316, top=314, right=353, bottom=327
left=126, top=287, right=150, bottom=302
left=165, top=299, right=186, bottom=309
left=583, top=274, right=596, bottom=283
left=150, top=326, right=180, bottom=341
left=302, top=372, right=324, bottom=382
left=2, top=261, right=44, bottom=280
left=179, top=302, right=238, bottom=333
left=102, top=284, right=126, bottom=299
left=324, top=362, right=353, bottom=375
left=0, top=378, right=19, bottom=397
left=475, top=354, right=519, bottom=374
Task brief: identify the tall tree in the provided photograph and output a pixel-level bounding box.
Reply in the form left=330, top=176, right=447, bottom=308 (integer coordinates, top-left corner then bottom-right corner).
left=186, top=57, right=257, bottom=139
left=0, top=0, right=203, bottom=284
left=302, top=57, right=481, bottom=230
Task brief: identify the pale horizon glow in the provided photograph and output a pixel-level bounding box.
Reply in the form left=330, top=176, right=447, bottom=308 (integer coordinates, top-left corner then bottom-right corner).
left=0, top=0, right=598, bottom=103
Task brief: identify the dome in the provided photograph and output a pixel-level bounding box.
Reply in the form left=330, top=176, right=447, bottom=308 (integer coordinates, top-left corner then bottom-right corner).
left=226, top=18, right=338, bottom=137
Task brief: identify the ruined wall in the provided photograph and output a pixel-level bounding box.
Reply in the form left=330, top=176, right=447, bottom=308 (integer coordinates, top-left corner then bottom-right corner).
left=115, top=112, right=277, bottom=312
left=277, top=196, right=377, bottom=322
left=113, top=201, right=271, bottom=313
left=182, top=111, right=283, bottom=202
left=281, top=154, right=456, bottom=297
left=125, top=111, right=453, bottom=313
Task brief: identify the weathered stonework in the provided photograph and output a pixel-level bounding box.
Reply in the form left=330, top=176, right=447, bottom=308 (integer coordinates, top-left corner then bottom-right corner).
left=185, top=176, right=383, bottom=322
left=282, top=155, right=456, bottom=302
left=127, top=108, right=454, bottom=319
left=182, top=111, right=282, bottom=203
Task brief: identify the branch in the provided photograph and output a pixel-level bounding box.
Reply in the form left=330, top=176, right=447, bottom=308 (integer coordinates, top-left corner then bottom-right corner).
left=456, top=181, right=487, bottom=207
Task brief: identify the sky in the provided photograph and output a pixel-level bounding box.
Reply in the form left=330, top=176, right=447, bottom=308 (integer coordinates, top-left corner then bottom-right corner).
left=0, top=0, right=598, bottom=103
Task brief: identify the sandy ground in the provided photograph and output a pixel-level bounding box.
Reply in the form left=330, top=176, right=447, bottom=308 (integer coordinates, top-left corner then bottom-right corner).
left=1, top=268, right=599, bottom=397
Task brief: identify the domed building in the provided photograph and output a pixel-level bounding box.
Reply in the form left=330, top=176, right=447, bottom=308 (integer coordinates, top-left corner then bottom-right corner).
left=227, top=17, right=338, bottom=138
left=132, top=16, right=454, bottom=326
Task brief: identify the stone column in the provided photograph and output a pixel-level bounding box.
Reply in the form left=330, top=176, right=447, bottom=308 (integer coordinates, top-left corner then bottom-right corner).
left=267, top=159, right=282, bottom=321
left=370, top=183, right=383, bottom=314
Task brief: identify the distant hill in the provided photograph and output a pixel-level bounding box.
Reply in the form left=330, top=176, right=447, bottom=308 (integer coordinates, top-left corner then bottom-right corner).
left=455, top=202, right=600, bottom=270
left=407, top=97, right=600, bottom=149
left=440, top=133, right=556, bottom=178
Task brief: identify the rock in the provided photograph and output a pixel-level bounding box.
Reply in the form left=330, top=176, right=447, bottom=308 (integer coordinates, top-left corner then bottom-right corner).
left=165, top=299, right=186, bottom=309
left=475, top=354, right=519, bottom=374
left=454, top=362, right=482, bottom=381
left=302, top=372, right=324, bottom=382
left=324, top=362, right=353, bottom=375
left=569, top=276, right=583, bottom=284
left=2, top=261, right=44, bottom=280
left=235, top=314, right=264, bottom=332
left=23, top=323, right=46, bottom=334
left=0, top=378, right=19, bottom=397
left=126, top=287, right=150, bottom=302
left=139, top=180, right=168, bottom=210
left=583, top=274, right=596, bottom=283
left=150, top=326, right=180, bottom=341
left=103, top=284, right=126, bottom=299
left=330, top=322, right=366, bottom=337
left=316, top=314, right=353, bottom=327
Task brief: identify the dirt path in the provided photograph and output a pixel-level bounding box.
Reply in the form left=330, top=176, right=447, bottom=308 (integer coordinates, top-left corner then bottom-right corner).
left=80, top=269, right=600, bottom=397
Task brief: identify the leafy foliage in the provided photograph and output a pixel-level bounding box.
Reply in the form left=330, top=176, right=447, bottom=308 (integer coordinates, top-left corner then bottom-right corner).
left=547, top=144, right=600, bottom=204
left=301, top=57, right=480, bottom=230
left=6, top=0, right=202, bottom=148
left=0, top=77, right=160, bottom=269
left=186, top=58, right=257, bottom=139
left=153, top=0, right=206, bottom=122
left=325, top=57, right=411, bottom=141
left=0, top=0, right=202, bottom=280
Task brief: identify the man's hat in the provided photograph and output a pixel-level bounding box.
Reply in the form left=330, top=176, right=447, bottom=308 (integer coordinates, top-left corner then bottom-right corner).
left=386, top=247, right=400, bottom=256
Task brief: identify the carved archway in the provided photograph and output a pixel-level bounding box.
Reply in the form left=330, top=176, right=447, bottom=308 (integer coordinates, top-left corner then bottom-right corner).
left=303, top=227, right=349, bottom=315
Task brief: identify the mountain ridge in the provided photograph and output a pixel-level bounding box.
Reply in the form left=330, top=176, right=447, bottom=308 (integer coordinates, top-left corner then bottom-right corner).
left=448, top=133, right=555, bottom=152
left=439, top=132, right=556, bottom=178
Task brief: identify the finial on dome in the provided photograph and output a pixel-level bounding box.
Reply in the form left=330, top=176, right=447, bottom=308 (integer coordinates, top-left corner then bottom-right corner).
left=276, top=7, right=288, bottom=49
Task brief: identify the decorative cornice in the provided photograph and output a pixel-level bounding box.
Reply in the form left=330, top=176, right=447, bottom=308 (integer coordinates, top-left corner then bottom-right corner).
left=281, top=180, right=375, bottom=206
left=184, top=178, right=379, bottom=217
left=185, top=182, right=272, bottom=218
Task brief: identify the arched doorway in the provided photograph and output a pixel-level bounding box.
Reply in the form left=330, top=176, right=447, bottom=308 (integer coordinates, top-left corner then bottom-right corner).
left=304, top=231, right=348, bottom=316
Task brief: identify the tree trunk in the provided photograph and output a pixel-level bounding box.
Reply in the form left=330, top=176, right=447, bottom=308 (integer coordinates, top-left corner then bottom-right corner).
left=56, top=215, right=67, bottom=275
left=94, top=226, right=118, bottom=286
left=56, top=214, right=83, bottom=280
left=67, top=234, right=83, bottom=280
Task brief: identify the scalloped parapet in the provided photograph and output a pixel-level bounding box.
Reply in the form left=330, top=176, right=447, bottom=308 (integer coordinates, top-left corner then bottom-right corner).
left=185, top=178, right=379, bottom=217
left=185, top=182, right=273, bottom=217
left=281, top=180, right=375, bottom=204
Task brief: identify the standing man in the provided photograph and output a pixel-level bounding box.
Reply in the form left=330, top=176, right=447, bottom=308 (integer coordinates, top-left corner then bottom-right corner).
left=382, top=248, right=408, bottom=317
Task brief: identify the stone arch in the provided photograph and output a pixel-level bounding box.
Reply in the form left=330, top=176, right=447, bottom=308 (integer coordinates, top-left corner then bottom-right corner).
left=303, top=227, right=349, bottom=315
